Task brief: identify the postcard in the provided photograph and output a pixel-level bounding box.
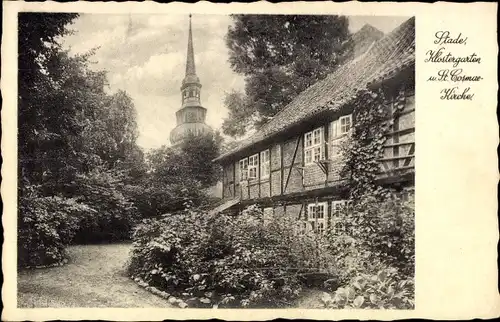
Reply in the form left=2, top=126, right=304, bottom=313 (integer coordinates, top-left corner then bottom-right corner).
left=2, top=1, right=498, bottom=321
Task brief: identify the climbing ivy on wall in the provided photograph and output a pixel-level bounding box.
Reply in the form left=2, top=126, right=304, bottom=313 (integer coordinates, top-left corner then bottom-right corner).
left=340, top=88, right=389, bottom=199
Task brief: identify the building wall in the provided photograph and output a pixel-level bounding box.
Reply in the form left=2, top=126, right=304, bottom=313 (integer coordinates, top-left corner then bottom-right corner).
left=221, top=83, right=415, bottom=203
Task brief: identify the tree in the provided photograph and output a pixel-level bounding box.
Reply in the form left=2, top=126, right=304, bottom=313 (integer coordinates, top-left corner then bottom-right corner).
left=18, top=13, right=147, bottom=261
left=223, top=15, right=352, bottom=137
left=148, top=132, right=222, bottom=187
left=18, top=13, right=82, bottom=194
left=135, top=132, right=223, bottom=217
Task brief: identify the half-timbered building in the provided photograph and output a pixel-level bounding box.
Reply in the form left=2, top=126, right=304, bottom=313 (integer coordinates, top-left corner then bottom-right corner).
left=212, top=17, right=415, bottom=227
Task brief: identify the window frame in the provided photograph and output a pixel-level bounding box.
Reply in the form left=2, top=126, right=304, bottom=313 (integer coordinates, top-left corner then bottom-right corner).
left=331, top=200, right=348, bottom=215
left=338, top=114, right=352, bottom=135
left=239, top=158, right=248, bottom=182
left=304, top=127, right=324, bottom=165
left=331, top=200, right=352, bottom=233
left=330, top=114, right=353, bottom=139
left=307, top=202, right=328, bottom=234
left=329, top=114, right=352, bottom=159
left=248, top=154, right=259, bottom=180
left=260, top=149, right=270, bottom=180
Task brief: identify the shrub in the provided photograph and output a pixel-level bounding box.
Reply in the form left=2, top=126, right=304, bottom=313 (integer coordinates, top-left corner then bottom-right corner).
left=18, top=194, right=93, bottom=268
left=128, top=205, right=334, bottom=308
left=70, top=169, right=140, bottom=243
left=326, top=190, right=415, bottom=283
left=128, top=178, right=210, bottom=219
left=321, top=267, right=415, bottom=309
left=322, top=190, right=415, bottom=310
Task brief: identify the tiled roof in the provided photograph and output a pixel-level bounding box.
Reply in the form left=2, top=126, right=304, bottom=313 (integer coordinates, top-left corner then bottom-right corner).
left=215, top=17, right=415, bottom=162
left=352, top=24, right=384, bottom=58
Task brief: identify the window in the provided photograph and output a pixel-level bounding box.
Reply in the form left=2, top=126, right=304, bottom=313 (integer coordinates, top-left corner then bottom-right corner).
left=330, top=115, right=352, bottom=159
left=331, top=114, right=352, bottom=139
left=296, top=221, right=312, bottom=235
left=260, top=150, right=270, bottom=179
left=248, top=154, right=259, bottom=180
left=304, top=127, right=324, bottom=165
left=331, top=200, right=351, bottom=233
left=339, top=115, right=352, bottom=135
left=332, top=200, right=348, bottom=215
left=307, top=202, right=328, bottom=234
left=239, top=159, right=248, bottom=181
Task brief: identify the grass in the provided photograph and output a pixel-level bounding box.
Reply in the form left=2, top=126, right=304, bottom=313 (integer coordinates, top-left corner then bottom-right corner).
left=17, top=243, right=173, bottom=308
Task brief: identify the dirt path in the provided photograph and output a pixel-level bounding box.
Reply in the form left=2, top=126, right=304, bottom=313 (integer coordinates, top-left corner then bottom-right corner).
left=17, top=243, right=172, bottom=308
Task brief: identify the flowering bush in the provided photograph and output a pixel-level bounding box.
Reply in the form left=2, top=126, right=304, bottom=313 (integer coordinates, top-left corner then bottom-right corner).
left=321, top=267, right=414, bottom=309
left=18, top=194, right=94, bottom=268
left=128, top=205, right=335, bottom=308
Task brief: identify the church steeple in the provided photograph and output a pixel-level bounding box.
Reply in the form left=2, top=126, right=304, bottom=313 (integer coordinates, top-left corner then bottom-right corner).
left=170, top=14, right=212, bottom=146
left=185, top=14, right=196, bottom=77
left=180, top=14, right=202, bottom=109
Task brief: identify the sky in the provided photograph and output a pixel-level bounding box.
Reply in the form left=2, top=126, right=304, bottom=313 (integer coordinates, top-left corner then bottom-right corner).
left=62, top=14, right=409, bottom=150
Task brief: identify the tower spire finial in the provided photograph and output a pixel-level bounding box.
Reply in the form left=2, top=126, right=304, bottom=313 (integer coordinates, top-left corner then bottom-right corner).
left=185, top=14, right=196, bottom=76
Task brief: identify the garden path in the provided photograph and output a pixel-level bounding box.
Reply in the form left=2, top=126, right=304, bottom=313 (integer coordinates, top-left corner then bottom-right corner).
left=17, top=243, right=173, bottom=308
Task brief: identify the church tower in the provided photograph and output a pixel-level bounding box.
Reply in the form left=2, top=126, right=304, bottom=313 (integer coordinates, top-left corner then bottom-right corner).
left=170, top=15, right=213, bottom=146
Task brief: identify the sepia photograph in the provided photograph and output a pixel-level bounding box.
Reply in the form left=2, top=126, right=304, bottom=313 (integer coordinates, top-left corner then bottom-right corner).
left=16, top=12, right=415, bottom=310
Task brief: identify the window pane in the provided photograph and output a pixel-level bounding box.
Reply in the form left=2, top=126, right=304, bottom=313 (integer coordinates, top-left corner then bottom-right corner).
left=305, top=133, right=312, bottom=147
left=317, top=222, right=325, bottom=234
left=313, top=128, right=321, bottom=145
left=314, top=147, right=321, bottom=161
left=309, top=206, right=315, bottom=219
left=339, top=115, right=352, bottom=134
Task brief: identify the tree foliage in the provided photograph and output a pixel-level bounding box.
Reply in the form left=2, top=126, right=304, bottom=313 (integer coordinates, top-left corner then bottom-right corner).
left=147, top=132, right=222, bottom=187
left=133, top=132, right=223, bottom=218
left=18, top=13, right=148, bottom=265
left=223, top=15, right=352, bottom=137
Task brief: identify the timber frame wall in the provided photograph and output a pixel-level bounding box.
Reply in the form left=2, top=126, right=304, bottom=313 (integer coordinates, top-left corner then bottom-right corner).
left=220, top=69, right=415, bottom=218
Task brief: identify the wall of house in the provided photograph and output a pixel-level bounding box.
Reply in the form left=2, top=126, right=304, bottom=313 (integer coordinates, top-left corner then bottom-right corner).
left=270, top=144, right=282, bottom=196
left=221, top=83, right=415, bottom=203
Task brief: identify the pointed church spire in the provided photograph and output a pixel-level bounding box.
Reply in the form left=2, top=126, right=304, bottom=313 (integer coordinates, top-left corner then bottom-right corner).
left=170, top=14, right=212, bottom=146
left=185, top=14, right=196, bottom=76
